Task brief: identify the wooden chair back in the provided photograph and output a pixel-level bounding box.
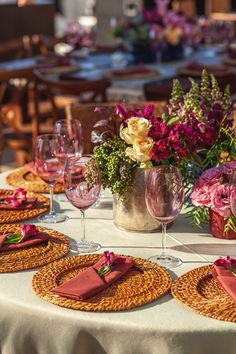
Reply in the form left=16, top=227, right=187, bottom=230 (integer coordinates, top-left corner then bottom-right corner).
left=33, top=68, right=112, bottom=125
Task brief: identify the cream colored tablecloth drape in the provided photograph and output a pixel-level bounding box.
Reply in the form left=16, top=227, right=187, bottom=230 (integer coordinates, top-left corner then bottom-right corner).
left=0, top=170, right=235, bottom=354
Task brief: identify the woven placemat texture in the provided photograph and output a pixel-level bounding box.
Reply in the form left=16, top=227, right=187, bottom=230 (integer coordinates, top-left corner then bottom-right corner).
left=0, top=189, right=50, bottom=223
left=32, top=254, right=172, bottom=312
left=0, top=224, right=70, bottom=272
left=171, top=265, right=236, bottom=322
left=6, top=167, right=64, bottom=193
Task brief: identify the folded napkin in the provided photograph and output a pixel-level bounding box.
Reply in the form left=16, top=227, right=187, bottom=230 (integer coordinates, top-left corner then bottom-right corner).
left=52, top=253, right=134, bottom=300
left=213, top=264, right=236, bottom=303
left=0, top=224, right=49, bottom=252
left=0, top=187, right=36, bottom=210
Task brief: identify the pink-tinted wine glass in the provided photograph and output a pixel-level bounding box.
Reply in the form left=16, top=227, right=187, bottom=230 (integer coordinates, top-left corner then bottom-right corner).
left=35, top=134, right=67, bottom=223
left=54, top=118, right=83, bottom=203
left=64, top=155, right=101, bottom=253
left=145, top=166, right=184, bottom=268
left=54, top=118, right=83, bottom=160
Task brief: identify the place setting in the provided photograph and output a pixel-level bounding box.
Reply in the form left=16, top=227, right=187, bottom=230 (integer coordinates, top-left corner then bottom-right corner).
left=0, top=223, right=70, bottom=273
left=0, top=187, right=49, bottom=224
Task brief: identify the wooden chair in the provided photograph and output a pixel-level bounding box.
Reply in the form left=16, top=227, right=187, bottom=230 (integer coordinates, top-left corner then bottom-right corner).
left=33, top=68, right=112, bottom=127
left=68, top=101, right=167, bottom=154
left=0, top=66, right=40, bottom=166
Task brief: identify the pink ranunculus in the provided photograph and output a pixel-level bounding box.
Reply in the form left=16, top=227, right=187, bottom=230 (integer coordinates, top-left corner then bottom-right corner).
left=210, top=184, right=231, bottom=218
left=21, top=224, right=39, bottom=240
left=221, top=161, right=236, bottom=178
left=197, top=167, right=223, bottom=187
left=190, top=183, right=212, bottom=207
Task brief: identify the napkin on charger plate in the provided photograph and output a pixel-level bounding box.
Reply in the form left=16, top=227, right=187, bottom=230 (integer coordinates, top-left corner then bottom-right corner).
left=0, top=224, right=49, bottom=252
left=52, top=251, right=134, bottom=300
left=213, top=256, right=236, bottom=303
left=0, top=188, right=36, bottom=210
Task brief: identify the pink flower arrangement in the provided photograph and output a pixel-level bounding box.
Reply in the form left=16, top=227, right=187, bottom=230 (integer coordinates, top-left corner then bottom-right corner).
left=112, top=0, right=199, bottom=49
left=190, top=162, right=236, bottom=230
left=94, top=71, right=235, bottom=200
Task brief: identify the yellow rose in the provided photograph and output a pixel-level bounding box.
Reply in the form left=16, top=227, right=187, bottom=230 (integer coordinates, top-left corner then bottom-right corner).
left=125, top=137, right=154, bottom=162
left=165, top=27, right=183, bottom=45
left=120, top=117, right=151, bottom=144
left=128, top=117, right=151, bottom=137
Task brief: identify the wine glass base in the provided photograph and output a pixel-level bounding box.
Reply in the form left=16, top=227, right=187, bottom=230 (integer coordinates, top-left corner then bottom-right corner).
left=38, top=213, right=68, bottom=224
left=77, top=240, right=101, bottom=254
left=148, top=254, right=182, bottom=269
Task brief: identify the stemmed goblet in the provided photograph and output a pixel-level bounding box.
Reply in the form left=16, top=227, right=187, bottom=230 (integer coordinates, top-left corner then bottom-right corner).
left=64, top=155, right=101, bottom=253
left=54, top=118, right=83, bottom=202
left=34, top=134, right=67, bottom=223
left=54, top=118, right=83, bottom=159
left=145, top=166, right=185, bottom=269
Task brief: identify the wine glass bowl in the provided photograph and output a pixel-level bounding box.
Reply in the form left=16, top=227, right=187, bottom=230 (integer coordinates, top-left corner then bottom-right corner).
left=145, top=166, right=184, bottom=269
left=64, top=155, right=101, bottom=253
left=35, top=134, right=68, bottom=223
left=54, top=118, right=83, bottom=161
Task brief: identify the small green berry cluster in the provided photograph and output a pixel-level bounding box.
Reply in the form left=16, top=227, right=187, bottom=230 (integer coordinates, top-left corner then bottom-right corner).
left=94, top=138, right=134, bottom=200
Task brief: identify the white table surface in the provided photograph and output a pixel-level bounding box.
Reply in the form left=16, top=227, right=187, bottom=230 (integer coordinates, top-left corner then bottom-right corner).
left=0, top=170, right=235, bottom=354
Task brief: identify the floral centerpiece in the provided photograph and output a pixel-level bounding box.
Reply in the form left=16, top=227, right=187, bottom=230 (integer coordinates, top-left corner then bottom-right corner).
left=112, top=0, right=200, bottom=62
left=94, top=70, right=235, bottom=231
left=190, top=162, right=236, bottom=239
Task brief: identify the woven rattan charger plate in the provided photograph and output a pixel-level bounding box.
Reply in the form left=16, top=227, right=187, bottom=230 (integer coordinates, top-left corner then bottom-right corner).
left=32, top=254, right=172, bottom=312
left=6, top=167, right=64, bottom=193
left=0, top=189, right=50, bottom=223
left=171, top=265, right=236, bottom=322
left=0, top=224, right=70, bottom=272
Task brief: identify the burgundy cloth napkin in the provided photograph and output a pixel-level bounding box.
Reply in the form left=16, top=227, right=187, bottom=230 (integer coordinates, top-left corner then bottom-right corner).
left=0, top=232, right=49, bottom=252
left=52, top=255, right=134, bottom=300
left=213, top=265, right=236, bottom=303
left=0, top=196, right=36, bottom=210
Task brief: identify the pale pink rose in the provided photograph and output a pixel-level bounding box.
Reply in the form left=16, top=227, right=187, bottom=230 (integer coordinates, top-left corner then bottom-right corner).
left=198, top=167, right=223, bottom=187
left=190, top=183, right=212, bottom=207
left=221, top=161, right=236, bottom=178
left=210, top=184, right=231, bottom=218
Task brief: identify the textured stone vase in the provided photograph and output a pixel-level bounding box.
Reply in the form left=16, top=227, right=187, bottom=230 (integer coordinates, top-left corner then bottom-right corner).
left=113, top=169, right=161, bottom=232
left=209, top=209, right=236, bottom=239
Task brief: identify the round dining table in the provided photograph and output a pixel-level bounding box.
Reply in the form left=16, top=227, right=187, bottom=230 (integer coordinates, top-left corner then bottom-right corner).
left=0, top=169, right=235, bottom=354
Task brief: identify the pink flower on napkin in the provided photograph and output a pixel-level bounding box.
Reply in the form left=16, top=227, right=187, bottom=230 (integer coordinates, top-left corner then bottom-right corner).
left=21, top=224, right=39, bottom=241
left=13, top=188, right=27, bottom=201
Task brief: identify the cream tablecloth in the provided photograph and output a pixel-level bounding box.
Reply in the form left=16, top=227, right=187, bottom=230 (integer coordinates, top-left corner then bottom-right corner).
left=0, top=170, right=235, bottom=354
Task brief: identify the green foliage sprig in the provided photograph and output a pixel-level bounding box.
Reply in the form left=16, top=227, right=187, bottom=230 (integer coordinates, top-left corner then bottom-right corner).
left=94, top=138, right=134, bottom=200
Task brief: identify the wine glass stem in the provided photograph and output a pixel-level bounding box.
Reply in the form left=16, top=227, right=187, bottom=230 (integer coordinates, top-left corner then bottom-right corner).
left=161, top=222, right=167, bottom=256
left=49, top=185, right=55, bottom=215
left=81, top=210, right=85, bottom=242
